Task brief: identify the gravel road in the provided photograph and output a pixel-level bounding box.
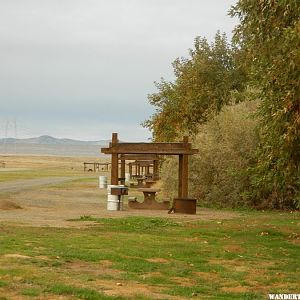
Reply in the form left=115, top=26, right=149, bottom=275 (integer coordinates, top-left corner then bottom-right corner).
left=0, top=177, right=76, bottom=193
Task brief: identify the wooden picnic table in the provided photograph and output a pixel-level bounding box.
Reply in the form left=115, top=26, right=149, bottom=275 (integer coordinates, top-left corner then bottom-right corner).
left=136, top=177, right=145, bottom=187
left=138, top=188, right=160, bottom=202
left=128, top=188, right=170, bottom=210
left=83, top=162, right=110, bottom=172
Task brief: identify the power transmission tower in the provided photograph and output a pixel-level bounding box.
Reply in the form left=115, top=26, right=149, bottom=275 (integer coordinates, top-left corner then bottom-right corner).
left=14, top=118, right=17, bottom=154
left=2, top=119, right=18, bottom=154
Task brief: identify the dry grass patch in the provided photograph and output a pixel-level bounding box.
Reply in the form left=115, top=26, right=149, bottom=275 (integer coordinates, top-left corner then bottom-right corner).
left=146, top=258, right=169, bottom=263
left=0, top=200, right=22, bottom=210
left=3, top=254, right=30, bottom=259
left=193, top=271, right=220, bottom=281
left=96, top=278, right=180, bottom=299
left=223, top=244, right=246, bottom=253
left=221, top=286, right=249, bottom=293
left=65, top=260, right=124, bottom=278
left=171, top=277, right=196, bottom=287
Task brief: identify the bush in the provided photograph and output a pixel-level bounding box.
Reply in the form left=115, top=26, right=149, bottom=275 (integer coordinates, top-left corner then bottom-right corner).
left=160, top=100, right=259, bottom=208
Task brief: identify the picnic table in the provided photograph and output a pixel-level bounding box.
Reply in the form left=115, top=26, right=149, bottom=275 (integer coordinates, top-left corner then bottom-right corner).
left=136, top=177, right=145, bottom=187
left=83, top=162, right=110, bottom=172
left=139, top=188, right=159, bottom=202
left=128, top=188, right=170, bottom=210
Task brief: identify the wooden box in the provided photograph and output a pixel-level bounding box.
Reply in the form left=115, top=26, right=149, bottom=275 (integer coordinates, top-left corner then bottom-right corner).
left=173, top=198, right=197, bottom=214
left=110, top=187, right=128, bottom=196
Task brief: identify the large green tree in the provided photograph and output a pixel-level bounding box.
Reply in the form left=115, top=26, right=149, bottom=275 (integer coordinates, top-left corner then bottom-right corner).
left=143, top=32, right=246, bottom=141
left=230, top=0, right=300, bottom=208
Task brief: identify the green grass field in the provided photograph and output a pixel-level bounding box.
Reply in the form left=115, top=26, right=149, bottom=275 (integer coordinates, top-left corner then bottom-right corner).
left=0, top=155, right=102, bottom=182
left=0, top=212, right=299, bottom=299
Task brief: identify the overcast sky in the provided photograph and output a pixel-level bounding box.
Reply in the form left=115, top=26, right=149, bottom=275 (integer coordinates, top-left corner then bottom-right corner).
left=0, top=0, right=238, bottom=141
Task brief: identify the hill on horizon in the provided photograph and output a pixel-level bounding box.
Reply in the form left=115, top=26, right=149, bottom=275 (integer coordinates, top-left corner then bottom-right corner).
left=0, top=135, right=110, bottom=146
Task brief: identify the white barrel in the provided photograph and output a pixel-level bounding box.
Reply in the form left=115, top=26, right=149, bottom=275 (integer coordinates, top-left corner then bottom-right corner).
left=107, top=198, right=123, bottom=210
left=125, top=173, right=130, bottom=183
left=107, top=194, right=119, bottom=200
left=106, top=185, right=123, bottom=211
left=99, top=176, right=107, bottom=188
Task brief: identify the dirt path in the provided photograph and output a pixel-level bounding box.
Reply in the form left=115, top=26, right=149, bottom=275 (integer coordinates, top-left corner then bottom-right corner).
left=0, top=177, right=77, bottom=193
left=0, top=186, right=240, bottom=228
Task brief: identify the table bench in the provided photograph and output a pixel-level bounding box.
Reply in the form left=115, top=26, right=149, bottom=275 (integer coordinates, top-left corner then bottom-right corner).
left=144, top=180, right=156, bottom=188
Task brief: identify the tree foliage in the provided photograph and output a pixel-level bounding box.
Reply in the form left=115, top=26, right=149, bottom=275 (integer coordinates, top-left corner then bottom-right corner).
left=143, top=32, right=247, bottom=141
left=144, top=1, right=299, bottom=209
left=230, top=0, right=300, bottom=208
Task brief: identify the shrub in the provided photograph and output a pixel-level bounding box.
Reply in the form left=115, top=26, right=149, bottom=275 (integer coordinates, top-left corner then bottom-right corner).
left=160, top=100, right=259, bottom=208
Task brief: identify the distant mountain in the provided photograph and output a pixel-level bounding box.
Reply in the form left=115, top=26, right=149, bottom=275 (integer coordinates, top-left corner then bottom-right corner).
left=0, top=135, right=110, bottom=146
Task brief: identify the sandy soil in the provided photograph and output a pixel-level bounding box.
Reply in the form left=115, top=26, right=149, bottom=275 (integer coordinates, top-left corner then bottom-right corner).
left=0, top=182, right=239, bottom=227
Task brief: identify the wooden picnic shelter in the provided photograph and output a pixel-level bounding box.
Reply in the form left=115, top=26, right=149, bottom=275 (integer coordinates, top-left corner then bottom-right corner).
left=101, top=133, right=198, bottom=199
left=128, top=161, right=152, bottom=178
left=123, top=154, right=160, bottom=180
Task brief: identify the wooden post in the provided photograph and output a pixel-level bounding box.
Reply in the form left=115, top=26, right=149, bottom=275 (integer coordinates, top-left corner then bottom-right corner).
left=129, top=163, right=132, bottom=179
left=178, top=137, right=189, bottom=198
left=120, top=159, right=125, bottom=185
left=178, top=154, right=183, bottom=198
left=182, top=136, right=189, bottom=198
left=111, top=133, right=119, bottom=185
left=153, top=160, right=159, bottom=180
left=137, top=164, right=140, bottom=176
left=182, top=154, right=189, bottom=198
